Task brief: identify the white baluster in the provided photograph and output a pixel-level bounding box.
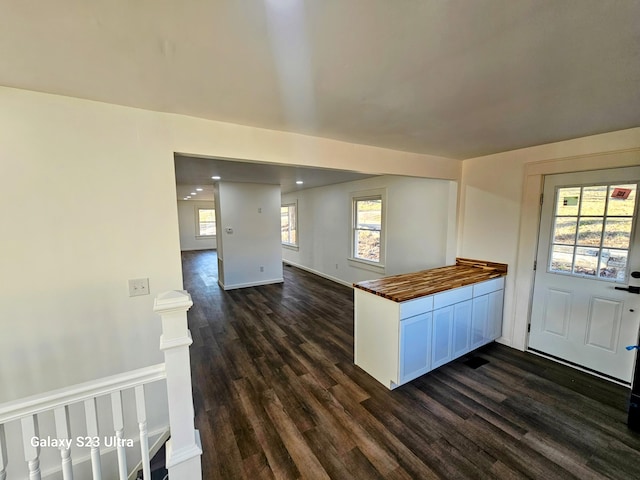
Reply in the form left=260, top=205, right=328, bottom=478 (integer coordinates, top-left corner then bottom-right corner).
left=134, top=386, right=151, bottom=480
left=54, top=406, right=74, bottom=480
left=154, top=290, right=202, bottom=479
left=0, top=424, right=8, bottom=480
left=83, top=398, right=102, bottom=480
left=110, top=391, right=127, bottom=480
left=21, top=415, right=41, bottom=480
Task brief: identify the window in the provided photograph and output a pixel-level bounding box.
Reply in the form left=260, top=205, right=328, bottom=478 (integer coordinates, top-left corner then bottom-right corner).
left=281, top=203, right=297, bottom=246
left=197, top=208, right=216, bottom=237
left=351, top=190, right=385, bottom=267
left=549, top=183, right=637, bottom=282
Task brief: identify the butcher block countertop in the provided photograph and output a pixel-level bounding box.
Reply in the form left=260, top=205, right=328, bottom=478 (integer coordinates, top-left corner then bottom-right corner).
left=353, top=258, right=508, bottom=303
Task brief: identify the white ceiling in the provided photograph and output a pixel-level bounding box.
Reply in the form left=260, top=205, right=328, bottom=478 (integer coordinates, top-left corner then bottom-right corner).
left=174, top=154, right=375, bottom=200
left=1, top=1, right=638, bottom=160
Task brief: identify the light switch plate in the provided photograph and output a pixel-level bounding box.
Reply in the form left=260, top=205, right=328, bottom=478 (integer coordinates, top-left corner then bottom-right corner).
left=128, top=278, right=149, bottom=297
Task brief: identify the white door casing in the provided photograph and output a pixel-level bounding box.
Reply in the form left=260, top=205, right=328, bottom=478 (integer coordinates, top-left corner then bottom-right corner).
left=529, top=166, right=640, bottom=383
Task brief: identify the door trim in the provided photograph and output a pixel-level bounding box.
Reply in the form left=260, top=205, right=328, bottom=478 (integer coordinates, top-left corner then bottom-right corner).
left=510, top=148, right=640, bottom=352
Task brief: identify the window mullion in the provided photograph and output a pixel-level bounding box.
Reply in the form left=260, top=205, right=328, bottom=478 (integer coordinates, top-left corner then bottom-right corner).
left=595, top=189, right=612, bottom=277
left=569, top=187, right=583, bottom=274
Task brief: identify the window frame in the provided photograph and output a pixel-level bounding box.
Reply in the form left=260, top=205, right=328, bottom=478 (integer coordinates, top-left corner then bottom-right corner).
left=195, top=206, right=216, bottom=239
left=349, top=189, right=386, bottom=273
left=281, top=201, right=299, bottom=249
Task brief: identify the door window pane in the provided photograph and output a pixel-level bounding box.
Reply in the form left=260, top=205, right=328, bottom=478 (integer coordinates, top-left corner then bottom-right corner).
left=553, top=217, right=577, bottom=244
left=603, top=218, right=632, bottom=249
left=580, top=186, right=607, bottom=216
left=599, top=249, right=628, bottom=281
left=574, top=247, right=598, bottom=276
left=550, top=245, right=574, bottom=273
left=607, top=184, right=637, bottom=216
left=576, top=218, right=603, bottom=246
left=556, top=187, right=581, bottom=216
left=548, top=182, right=638, bottom=282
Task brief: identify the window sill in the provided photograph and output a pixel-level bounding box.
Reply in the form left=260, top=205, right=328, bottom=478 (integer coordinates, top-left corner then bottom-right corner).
left=348, top=258, right=385, bottom=274
left=282, top=243, right=299, bottom=251
left=196, top=235, right=216, bottom=240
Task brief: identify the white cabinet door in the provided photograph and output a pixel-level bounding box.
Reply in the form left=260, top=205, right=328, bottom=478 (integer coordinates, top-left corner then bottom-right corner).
left=399, top=312, right=432, bottom=384
left=452, top=299, right=473, bottom=357
left=432, top=306, right=454, bottom=369
left=486, top=289, right=504, bottom=341
left=471, top=294, right=489, bottom=349
left=471, top=290, right=504, bottom=347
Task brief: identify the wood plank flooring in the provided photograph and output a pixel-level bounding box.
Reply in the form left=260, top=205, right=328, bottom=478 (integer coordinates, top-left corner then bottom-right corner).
left=182, top=250, right=640, bottom=479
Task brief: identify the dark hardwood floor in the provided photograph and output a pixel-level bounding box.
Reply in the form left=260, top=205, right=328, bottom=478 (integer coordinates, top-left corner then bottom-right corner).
left=182, top=249, right=640, bottom=479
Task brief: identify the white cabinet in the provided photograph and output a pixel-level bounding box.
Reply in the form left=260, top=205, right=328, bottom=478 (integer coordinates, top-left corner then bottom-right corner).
left=432, top=298, right=473, bottom=369
left=399, top=312, right=432, bottom=384
left=451, top=299, right=473, bottom=358
left=471, top=294, right=489, bottom=349
left=400, top=295, right=434, bottom=320
left=354, top=275, right=505, bottom=389
left=486, top=289, right=504, bottom=340
left=431, top=305, right=454, bottom=369
left=472, top=279, right=505, bottom=348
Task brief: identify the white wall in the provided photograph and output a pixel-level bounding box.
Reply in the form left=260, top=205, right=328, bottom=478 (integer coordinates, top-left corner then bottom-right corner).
left=215, top=182, right=283, bottom=289
left=0, top=91, right=180, bottom=402
left=0, top=85, right=457, bottom=403
left=0, top=89, right=179, bottom=478
left=458, top=128, right=640, bottom=351
left=177, top=200, right=217, bottom=251
left=0, top=86, right=456, bottom=479
left=281, top=175, right=457, bottom=285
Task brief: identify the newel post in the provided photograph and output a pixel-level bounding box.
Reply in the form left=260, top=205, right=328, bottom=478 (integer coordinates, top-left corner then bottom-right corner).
left=154, top=290, right=202, bottom=479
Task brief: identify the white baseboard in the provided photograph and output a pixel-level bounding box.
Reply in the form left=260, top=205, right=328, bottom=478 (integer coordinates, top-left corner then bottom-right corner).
left=180, top=247, right=217, bottom=252
left=218, top=277, right=284, bottom=290
left=283, top=260, right=353, bottom=288
left=495, top=337, right=513, bottom=348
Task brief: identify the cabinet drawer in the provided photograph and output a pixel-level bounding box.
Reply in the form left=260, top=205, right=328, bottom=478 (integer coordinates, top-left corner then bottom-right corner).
left=433, top=285, right=473, bottom=309
left=473, top=277, right=505, bottom=297
left=400, top=295, right=433, bottom=319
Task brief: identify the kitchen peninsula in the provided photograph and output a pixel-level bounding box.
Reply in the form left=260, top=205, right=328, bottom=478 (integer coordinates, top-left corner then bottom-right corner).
left=354, top=258, right=507, bottom=389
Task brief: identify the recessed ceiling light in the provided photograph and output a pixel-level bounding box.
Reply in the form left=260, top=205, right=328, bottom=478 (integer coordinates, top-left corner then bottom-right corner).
left=183, top=197, right=189, bottom=200
left=186, top=196, right=191, bottom=199
left=196, top=188, right=203, bottom=191
left=211, top=176, right=221, bottom=180
left=296, top=180, right=304, bottom=185
left=190, top=192, right=197, bottom=195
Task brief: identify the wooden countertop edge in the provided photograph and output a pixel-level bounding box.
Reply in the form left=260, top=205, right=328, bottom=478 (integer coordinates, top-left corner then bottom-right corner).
left=353, top=258, right=508, bottom=303
left=455, top=257, right=508, bottom=274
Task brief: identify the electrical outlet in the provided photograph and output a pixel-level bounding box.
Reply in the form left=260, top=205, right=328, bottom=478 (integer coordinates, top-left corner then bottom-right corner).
left=260, top=266, right=264, bottom=272
left=128, top=278, right=149, bottom=297
left=336, top=263, right=339, bottom=269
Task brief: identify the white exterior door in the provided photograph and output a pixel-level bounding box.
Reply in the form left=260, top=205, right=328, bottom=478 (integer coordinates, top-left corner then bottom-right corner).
left=529, top=166, right=640, bottom=383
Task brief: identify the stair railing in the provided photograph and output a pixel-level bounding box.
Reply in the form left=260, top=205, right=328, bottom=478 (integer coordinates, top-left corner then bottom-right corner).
left=0, top=290, right=202, bottom=480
